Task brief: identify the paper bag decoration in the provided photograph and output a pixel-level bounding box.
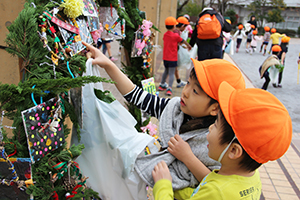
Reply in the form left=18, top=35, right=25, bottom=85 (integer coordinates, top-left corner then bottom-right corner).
left=141, top=77, right=156, bottom=95
left=21, top=97, right=65, bottom=163
left=0, top=157, right=32, bottom=199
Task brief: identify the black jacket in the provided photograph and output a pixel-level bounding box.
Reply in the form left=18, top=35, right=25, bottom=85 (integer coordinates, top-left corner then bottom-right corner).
left=190, top=9, right=232, bottom=47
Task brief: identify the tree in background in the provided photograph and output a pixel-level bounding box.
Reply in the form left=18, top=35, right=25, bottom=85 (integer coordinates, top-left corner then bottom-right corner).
left=225, top=8, right=237, bottom=25
left=248, top=0, right=286, bottom=28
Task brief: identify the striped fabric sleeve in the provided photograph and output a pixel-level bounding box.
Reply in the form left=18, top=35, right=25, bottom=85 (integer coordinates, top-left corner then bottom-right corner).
left=123, top=85, right=170, bottom=119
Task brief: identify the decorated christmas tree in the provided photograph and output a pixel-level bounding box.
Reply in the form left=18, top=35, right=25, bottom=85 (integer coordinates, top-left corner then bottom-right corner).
left=1, top=0, right=158, bottom=199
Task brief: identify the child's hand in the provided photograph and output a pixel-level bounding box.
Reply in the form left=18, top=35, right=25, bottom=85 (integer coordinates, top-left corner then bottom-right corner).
left=82, top=41, right=112, bottom=68
left=152, top=161, right=172, bottom=183
left=167, top=134, right=193, bottom=163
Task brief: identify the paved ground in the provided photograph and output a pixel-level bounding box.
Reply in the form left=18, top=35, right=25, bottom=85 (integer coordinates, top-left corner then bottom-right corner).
left=99, top=39, right=300, bottom=200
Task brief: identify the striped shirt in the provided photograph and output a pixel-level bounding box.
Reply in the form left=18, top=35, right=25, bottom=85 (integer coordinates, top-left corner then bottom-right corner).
left=124, top=85, right=170, bottom=119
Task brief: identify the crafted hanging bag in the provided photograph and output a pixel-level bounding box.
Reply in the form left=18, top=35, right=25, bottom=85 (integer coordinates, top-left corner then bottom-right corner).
left=197, top=14, right=222, bottom=39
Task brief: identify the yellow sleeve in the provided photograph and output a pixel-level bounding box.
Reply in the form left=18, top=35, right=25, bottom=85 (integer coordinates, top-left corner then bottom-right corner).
left=153, top=179, right=174, bottom=200
left=174, top=187, right=195, bottom=200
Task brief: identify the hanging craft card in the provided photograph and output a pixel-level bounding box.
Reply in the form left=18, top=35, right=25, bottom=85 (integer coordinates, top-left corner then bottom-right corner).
left=21, top=97, right=65, bottom=163
left=99, top=7, right=125, bottom=40
left=131, top=29, right=154, bottom=58
left=141, top=77, right=156, bottom=95
left=82, top=0, right=98, bottom=17
left=59, top=17, right=93, bottom=56
left=0, top=157, right=32, bottom=199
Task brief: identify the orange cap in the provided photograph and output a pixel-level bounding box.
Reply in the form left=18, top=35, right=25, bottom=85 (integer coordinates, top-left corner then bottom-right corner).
left=281, top=36, right=290, bottom=43
left=191, top=58, right=245, bottom=100
left=252, top=30, right=258, bottom=35
left=250, top=24, right=255, bottom=29
left=271, top=28, right=276, bottom=33
left=177, top=16, right=190, bottom=25
left=272, top=45, right=282, bottom=52
left=238, top=24, right=243, bottom=30
left=218, top=82, right=292, bottom=164
left=264, top=26, right=270, bottom=31
left=165, top=16, right=178, bottom=26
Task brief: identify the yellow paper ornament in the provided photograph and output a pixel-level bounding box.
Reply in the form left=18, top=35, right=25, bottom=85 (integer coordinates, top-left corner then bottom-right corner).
left=60, top=0, right=84, bottom=19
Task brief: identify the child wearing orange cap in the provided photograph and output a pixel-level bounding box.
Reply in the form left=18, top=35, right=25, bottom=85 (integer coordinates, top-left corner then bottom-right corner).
left=275, top=36, right=290, bottom=87
left=233, top=24, right=246, bottom=53
left=82, top=41, right=246, bottom=199
left=249, top=30, right=262, bottom=55
left=158, top=16, right=191, bottom=96
left=152, top=81, right=292, bottom=200
left=174, top=16, right=191, bottom=88
left=259, top=45, right=282, bottom=90
left=260, top=26, right=271, bottom=56
left=245, top=24, right=255, bottom=53
left=268, top=28, right=285, bottom=54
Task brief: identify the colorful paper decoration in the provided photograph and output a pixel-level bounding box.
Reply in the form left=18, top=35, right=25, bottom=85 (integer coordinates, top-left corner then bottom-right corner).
left=131, top=20, right=154, bottom=59
left=99, top=7, right=126, bottom=39
left=141, top=77, right=156, bottom=95
left=0, top=147, right=32, bottom=199
left=59, top=17, right=93, bottom=56
left=82, top=0, right=98, bottom=17
left=21, top=97, right=65, bottom=163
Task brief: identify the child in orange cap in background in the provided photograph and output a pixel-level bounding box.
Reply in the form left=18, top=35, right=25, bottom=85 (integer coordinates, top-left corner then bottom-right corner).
left=233, top=24, right=246, bottom=53
left=260, top=26, right=271, bottom=56
left=174, top=16, right=191, bottom=88
left=268, top=28, right=286, bottom=54
left=245, top=24, right=255, bottom=52
left=152, top=81, right=292, bottom=200
left=82, top=40, right=246, bottom=198
left=275, top=36, right=290, bottom=87
left=249, top=30, right=262, bottom=55
left=158, top=16, right=191, bottom=96
left=259, top=45, right=282, bottom=90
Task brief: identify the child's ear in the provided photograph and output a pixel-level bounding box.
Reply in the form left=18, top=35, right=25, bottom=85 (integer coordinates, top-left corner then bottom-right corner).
left=209, top=103, right=219, bottom=116
left=228, top=143, right=243, bottom=160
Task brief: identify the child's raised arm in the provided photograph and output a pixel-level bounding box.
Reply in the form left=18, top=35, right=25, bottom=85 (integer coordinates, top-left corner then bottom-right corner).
left=168, top=134, right=211, bottom=182
left=82, top=41, right=135, bottom=95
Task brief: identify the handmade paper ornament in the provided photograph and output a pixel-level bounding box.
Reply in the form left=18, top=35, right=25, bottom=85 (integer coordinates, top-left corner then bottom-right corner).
left=59, top=17, right=93, bottom=56
left=82, top=0, right=98, bottom=17
left=141, top=77, right=156, bottom=95
left=0, top=147, right=32, bottom=199
left=131, top=20, right=154, bottom=58
left=99, top=7, right=126, bottom=40
left=21, top=97, right=65, bottom=163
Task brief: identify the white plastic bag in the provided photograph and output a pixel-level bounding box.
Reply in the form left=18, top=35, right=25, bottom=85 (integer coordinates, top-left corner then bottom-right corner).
left=71, top=59, right=153, bottom=199
left=177, top=45, right=191, bottom=70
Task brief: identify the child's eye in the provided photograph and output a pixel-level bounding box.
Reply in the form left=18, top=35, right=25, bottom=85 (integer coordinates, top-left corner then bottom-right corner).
left=187, top=81, right=190, bottom=85
left=193, top=89, right=198, bottom=94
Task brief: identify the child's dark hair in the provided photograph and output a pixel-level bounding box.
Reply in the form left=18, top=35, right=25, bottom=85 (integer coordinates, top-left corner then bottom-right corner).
left=190, top=68, right=218, bottom=106
left=176, top=23, right=187, bottom=28
left=166, top=25, right=174, bottom=30
left=218, top=110, right=262, bottom=171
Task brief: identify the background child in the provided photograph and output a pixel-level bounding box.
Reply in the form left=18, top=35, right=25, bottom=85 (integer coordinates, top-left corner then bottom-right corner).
left=233, top=24, right=246, bottom=53
left=275, top=36, right=290, bottom=88
left=174, top=16, right=191, bottom=88
left=249, top=30, right=262, bottom=55
left=82, top=40, right=245, bottom=198
left=259, top=45, right=282, bottom=90
left=260, top=26, right=271, bottom=56
left=245, top=24, right=255, bottom=52
left=158, top=16, right=191, bottom=96
left=269, top=28, right=285, bottom=54
left=152, top=81, right=292, bottom=199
